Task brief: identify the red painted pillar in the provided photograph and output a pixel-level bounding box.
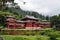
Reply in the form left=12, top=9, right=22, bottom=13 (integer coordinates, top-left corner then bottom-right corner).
left=24, top=23, right=27, bottom=28
left=7, top=24, right=9, bottom=29
left=26, top=22, right=28, bottom=27
left=14, top=23, right=16, bottom=29
left=28, top=22, right=32, bottom=27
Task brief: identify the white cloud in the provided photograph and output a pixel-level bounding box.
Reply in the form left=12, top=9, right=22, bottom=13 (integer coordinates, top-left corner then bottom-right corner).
left=14, top=0, right=60, bottom=16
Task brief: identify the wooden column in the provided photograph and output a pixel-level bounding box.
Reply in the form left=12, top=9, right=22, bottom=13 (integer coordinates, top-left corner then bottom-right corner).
left=14, top=23, right=16, bottom=29
left=26, top=22, right=32, bottom=27
left=7, top=24, right=9, bottom=28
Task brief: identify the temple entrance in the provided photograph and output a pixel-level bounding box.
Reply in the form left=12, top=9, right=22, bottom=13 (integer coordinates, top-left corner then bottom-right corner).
left=9, top=25, right=14, bottom=29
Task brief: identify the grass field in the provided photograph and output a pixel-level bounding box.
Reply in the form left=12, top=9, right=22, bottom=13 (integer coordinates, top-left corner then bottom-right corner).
left=0, top=35, right=50, bottom=40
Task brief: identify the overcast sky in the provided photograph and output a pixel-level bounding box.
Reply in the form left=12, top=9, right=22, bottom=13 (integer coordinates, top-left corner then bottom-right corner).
left=14, top=0, right=60, bottom=16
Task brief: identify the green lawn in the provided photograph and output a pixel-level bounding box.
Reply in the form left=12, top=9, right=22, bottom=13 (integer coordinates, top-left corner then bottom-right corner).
left=0, top=35, right=50, bottom=40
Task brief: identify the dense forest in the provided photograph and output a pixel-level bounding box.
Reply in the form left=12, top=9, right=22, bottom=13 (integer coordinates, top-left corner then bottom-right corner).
left=0, top=0, right=60, bottom=30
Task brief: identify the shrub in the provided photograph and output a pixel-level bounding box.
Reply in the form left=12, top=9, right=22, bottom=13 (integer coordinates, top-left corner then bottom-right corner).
left=49, top=35, right=57, bottom=40
left=56, top=38, right=60, bottom=40
left=13, top=37, right=24, bottom=40
left=36, top=36, right=50, bottom=40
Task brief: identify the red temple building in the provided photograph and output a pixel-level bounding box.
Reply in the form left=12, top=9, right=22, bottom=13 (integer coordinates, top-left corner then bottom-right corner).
left=6, top=15, right=51, bottom=29
left=38, top=20, right=51, bottom=28
left=6, top=16, right=16, bottom=29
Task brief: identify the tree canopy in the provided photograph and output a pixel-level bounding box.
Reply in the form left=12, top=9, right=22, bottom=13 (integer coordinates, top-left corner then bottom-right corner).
left=50, top=14, right=60, bottom=30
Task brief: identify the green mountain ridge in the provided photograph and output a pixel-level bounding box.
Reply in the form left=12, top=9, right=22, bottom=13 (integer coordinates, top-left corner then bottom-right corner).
left=8, top=7, right=44, bottom=20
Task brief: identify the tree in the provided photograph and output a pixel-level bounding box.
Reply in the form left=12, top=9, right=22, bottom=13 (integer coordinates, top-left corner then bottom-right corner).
left=46, top=16, right=50, bottom=21
left=0, top=0, right=14, bottom=10
left=50, top=14, right=60, bottom=30
left=0, top=15, right=6, bottom=26
left=0, top=11, right=20, bottom=27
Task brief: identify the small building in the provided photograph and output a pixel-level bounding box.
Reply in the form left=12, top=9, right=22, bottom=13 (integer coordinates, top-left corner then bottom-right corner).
left=6, top=16, right=16, bottom=29
left=6, top=15, right=51, bottom=29
left=38, top=20, right=51, bottom=28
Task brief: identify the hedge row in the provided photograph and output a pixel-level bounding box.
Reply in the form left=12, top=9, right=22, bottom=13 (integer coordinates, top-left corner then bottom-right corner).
left=0, top=28, right=54, bottom=35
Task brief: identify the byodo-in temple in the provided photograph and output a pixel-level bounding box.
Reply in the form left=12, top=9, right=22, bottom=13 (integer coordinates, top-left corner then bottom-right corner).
left=6, top=15, right=51, bottom=29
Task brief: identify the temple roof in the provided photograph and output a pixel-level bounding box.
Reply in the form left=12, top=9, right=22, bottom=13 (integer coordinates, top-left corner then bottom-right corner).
left=22, top=15, right=39, bottom=20
left=7, top=16, right=14, bottom=18
left=16, top=20, right=37, bottom=23
left=16, top=20, right=25, bottom=22
left=41, top=20, right=47, bottom=22
left=40, top=22, right=50, bottom=24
